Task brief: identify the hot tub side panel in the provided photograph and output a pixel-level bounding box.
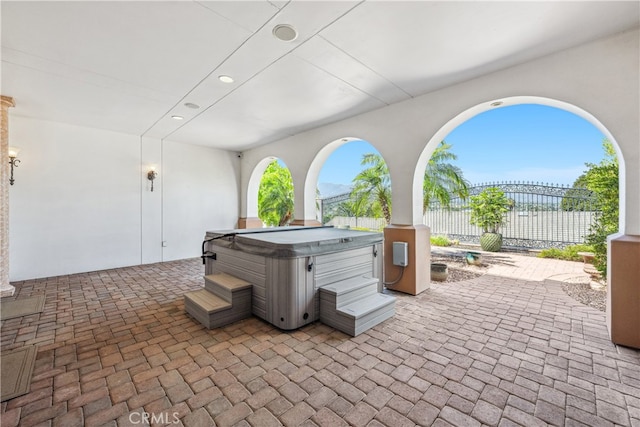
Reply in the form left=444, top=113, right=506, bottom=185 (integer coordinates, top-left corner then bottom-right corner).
left=268, top=256, right=315, bottom=330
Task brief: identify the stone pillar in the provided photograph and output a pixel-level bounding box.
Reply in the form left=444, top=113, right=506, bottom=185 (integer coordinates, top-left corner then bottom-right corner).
left=1, top=95, right=16, bottom=297
left=607, top=234, right=640, bottom=349
left=383, top=224, right=430, bottom=295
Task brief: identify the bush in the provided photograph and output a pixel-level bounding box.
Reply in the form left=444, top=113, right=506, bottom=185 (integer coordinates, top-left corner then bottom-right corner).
left=468, top=187, right=510, bottom=233
left=538, top=244, right=594, bottom=261
left=430, top=235, right=452, bottom=247
left=538, top=248, right=564, bottom=259
left=584, top=140, right=619, bottom=276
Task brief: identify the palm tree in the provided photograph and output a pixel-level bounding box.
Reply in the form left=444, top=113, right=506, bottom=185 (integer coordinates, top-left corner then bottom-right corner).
left=352, top=153, right=392, bottom=224
left=258, top=161, right=294, bottom=226
left=352, top=142, right=469, bottom=224
left=423, top=141, right=470, bottom=212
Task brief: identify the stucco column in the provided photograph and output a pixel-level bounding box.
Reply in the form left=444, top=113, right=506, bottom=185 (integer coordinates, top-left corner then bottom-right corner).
left=1, top=95, right=16, bottom=297
left=383, top=224, right=430, bottom=295
left=607, top=234, right=640, bottom=349
left=237, top=217, right=263, bottom=229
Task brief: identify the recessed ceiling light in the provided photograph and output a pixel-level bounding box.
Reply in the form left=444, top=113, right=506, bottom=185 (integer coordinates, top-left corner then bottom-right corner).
left=490, top=101, right=504, bottom=107
left=218, top=75, right=234, bottom=83
left=184, top=102, right=200, bottom=109
left=171, top=115, right=184, bottom=120
left=273, top=24, right=297, bottom=42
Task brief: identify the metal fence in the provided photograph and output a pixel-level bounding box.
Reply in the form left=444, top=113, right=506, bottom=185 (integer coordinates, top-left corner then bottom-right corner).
left=427, top=182, right=598, bottom=249
left=319, top=182, right=599, bottom=249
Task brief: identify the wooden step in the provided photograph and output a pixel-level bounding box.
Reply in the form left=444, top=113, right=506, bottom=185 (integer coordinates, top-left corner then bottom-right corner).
left=205, top=272, right=252, bottom=291
left=185, top=286, right=252, bottom=329
left=185, top=289, right=230, bottom=314
left=204, top=273, right=252, bottom=302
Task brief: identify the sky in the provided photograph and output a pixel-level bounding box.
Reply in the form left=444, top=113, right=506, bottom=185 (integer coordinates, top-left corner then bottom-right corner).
left=317, top=104, right=608, bottom=196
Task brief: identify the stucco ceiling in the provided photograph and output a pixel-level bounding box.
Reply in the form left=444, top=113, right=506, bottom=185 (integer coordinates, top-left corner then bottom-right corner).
left=2, top=1, right=638, bottom=151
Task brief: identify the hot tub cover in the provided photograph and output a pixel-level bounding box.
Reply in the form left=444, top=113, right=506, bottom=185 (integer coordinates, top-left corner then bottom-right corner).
left=205, top=226, right=382, bottom=258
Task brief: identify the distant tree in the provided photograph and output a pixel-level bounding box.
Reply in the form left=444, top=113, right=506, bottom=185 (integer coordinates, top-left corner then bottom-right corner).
left=584, top=140, right=619, bottom=276
left=352, top=153, right=393, bottom=224
left=423, top=142, right=470, bottom=212
left=561, top=174, right=594, bottom=211
left=258, top=161, right=294, bottom=227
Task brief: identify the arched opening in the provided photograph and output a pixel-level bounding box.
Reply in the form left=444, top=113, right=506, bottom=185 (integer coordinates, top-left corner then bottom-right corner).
left=245, top=156, right=295, bottom=228
left=309, top=138, right=390, bottom=230
left=422, top=103, right=614, bottom=255
left=416, top=96, right=624, bottom=231
left=254, top=158, right=294, bottom=227
left=415, top=96, right=634, bottom=346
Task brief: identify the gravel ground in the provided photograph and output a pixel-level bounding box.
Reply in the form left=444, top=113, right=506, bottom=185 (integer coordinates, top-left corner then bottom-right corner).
left=430, top=251, right=607, bottom=312
left=561, top=277, right=607, bottom=312
left=430, top=254, right=486, bottom=283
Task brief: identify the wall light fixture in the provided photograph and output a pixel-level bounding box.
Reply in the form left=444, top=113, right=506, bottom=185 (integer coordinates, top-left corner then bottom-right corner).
left=8, top=146, right=20, bottom=186
left=147, top=167, right=158, bottom=192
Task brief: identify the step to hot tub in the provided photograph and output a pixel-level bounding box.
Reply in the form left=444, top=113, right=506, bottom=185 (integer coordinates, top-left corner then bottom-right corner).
left=319, top=275, right=379, bottom=308
left=204, top=272, right=252, bottom=302
left=185, top=272, right=253, bottom=329
left=319, top=276, right=395, bottom=336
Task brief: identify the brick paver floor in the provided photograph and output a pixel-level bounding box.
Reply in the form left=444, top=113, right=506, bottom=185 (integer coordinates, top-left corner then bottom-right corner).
left=1, top=256, right=638, bottom=426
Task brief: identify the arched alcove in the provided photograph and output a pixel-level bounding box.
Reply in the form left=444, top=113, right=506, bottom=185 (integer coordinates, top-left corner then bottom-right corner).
left=415, top=96, right=625, bottom=231
left=312, top=138, right=388, bottom=227
left=415, top=95, right=637, bottom=348
left=245, top=156, right=295, bottom=228
left=302, top=137, right=384, bottom=222
left=257, top=158, right=294, bottom=227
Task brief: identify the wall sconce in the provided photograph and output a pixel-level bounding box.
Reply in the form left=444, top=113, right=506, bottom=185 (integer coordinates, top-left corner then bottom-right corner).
left=147, top=167, right=158, bottom=192
left=8, top=146, right=20, bottom=186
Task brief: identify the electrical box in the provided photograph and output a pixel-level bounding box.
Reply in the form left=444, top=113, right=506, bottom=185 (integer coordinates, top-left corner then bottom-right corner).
left=392, top=242, right=408, bottom=267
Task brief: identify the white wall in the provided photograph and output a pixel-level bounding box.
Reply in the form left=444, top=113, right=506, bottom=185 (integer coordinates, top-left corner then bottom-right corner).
left=8, top=117, right=239, bottom=281
left=161, top=140, right=239, bottom=261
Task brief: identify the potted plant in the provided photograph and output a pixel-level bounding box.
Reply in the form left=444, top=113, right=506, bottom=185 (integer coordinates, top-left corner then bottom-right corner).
left=468, top=187, right=511, bottom=252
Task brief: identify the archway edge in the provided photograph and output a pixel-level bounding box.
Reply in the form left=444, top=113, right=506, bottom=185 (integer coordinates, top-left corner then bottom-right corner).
left=244, top=155, right=278, bottom=222
left=303, top=136, right=384, bottom=222
left=414, top=95, right=626, bottom=229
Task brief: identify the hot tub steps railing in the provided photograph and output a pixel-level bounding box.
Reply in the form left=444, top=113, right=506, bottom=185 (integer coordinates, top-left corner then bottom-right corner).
left=319, top=275, right=396, bottom=336
left=184, top=273, right=252, bottom=329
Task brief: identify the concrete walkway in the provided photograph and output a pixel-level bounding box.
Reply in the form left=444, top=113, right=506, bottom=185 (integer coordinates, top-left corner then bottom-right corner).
left=1, top=256, right=638, bottom=427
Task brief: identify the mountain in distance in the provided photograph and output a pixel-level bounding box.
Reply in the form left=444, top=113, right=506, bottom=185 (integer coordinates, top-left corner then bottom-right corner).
left=318, top=183, right=352, bottom=198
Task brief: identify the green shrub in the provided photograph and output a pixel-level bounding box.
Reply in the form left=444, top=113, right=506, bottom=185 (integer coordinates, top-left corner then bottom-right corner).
left=538, top=244, right=594, bottom=261
left=430, top=235, right=452, bottom=247
left=562, top=244, right=595, bottom=261
left=538, top=248, right=564, bottom=259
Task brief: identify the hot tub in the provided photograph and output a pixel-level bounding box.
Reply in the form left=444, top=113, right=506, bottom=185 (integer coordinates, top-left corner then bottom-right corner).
left=202, top=226, right=384, bottom=330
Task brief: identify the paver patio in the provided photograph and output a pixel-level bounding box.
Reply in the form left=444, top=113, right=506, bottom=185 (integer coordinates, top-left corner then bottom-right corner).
left=1, top=253, right=638, bottom=427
